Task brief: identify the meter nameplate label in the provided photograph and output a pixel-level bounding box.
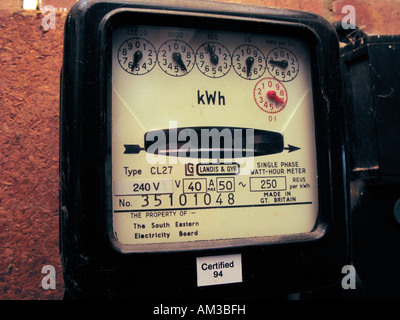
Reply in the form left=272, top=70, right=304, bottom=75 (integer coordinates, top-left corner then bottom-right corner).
left=111, top=24, right=319, bottom=251
left=196, top=254, right=242, bottom=287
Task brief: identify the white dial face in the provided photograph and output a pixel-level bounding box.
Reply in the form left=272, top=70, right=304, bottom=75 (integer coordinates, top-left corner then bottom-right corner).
left=195, top=42, right=232, bottom=78
left=111, top=25, right=319, bottom=252
left=232, top=44, right=266, bottom=80
left=117, top=37, right=157, bottom=75
left=266, top=47, right=299, bottom=82
left=157, top=39, right=195, bottom=76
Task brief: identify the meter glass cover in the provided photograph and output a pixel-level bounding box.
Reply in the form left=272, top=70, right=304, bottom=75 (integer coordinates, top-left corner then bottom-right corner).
left=111, top=24, right=318, bottom=252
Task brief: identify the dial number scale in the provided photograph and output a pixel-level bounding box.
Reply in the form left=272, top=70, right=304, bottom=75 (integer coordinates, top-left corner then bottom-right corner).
left=267, top=47, right=299, bottom=82
left=158, top=39, right=195, bottom=76
left=117, top=38, right=157, bottom=75
left=232, top=44, right=266, bottom=80
left=253, top=77, right=288, bottom=114
left=195, top=42, right=232, bottom=78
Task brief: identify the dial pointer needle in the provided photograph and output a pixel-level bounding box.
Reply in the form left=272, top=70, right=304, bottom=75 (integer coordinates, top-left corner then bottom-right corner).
left=267, top=90, right=285, bottom=104
left=269, top=59, right=288, bottom=68
left=131, top=50, right=143, bottom=72
left=245, top=56, right=254, bottom=78
left=208, top=44, right=219, bottom=65
left=172, top=52, right=187, bottom=72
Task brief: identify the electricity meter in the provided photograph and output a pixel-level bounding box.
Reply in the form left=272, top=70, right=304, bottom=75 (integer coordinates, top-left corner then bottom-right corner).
left=60, top=0, right=349, bottom=300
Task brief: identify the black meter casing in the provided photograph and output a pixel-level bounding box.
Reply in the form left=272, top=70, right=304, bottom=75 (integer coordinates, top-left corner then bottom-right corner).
left=60, top=0, right=349, bottom=299
left=340, top=35, right=400, bottom=299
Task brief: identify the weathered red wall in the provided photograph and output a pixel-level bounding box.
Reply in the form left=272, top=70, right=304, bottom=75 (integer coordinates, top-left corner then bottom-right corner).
left=0, top=10, right=66, bottom=300
left=0, top=0, right=399, bottom=300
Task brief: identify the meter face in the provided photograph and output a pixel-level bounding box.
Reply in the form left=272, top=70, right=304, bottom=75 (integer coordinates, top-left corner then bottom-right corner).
left=111, top=23, right=319, bottom=252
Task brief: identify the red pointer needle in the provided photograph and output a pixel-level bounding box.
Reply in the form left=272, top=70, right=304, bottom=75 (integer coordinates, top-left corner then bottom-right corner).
left=267, top=90, right=285, bottom=104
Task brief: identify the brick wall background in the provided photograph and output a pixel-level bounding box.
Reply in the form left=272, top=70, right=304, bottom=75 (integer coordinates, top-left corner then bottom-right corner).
left=0, top=0, right=399, bottom=300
